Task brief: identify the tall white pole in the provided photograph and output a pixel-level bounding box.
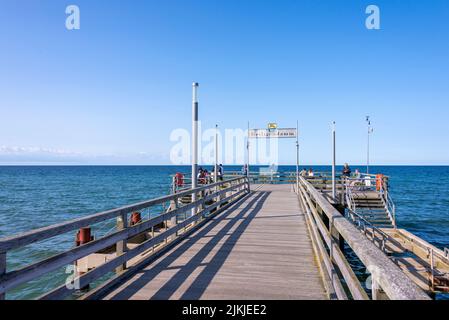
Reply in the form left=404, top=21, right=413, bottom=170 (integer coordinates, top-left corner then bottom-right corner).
left=247, top=121, right=250, bottom=177
left=366, top=116, right=371, bottom=174
left=296, top=120, right=299, bottom=188
left=332, top=121, right=336, bottom=201
left=367, top=129, right=370, bottom=174
left=192, top=82, right=199, bottom=215
left=214, top=124, right=218, bottom=183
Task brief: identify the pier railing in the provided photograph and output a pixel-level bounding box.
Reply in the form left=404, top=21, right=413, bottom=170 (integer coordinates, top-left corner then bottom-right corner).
left=296, top=176, right=429, bottom=300
left=0, top=176, right=250, bottom=300
left=225, top=171, right=298, bottom=184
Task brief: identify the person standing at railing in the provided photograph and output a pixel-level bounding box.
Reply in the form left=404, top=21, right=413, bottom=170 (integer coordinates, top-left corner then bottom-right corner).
left=307, top=168, right=314, bottom=177
left=203, top=169, right=210, bottom=184
left=241, top=164, right=248, bottom=176
left=218, top=164, right=224, bottom=181
left=342, top=163, right=352, bottom=177
left=355, top=168, right=361, bottom=178
left=300, top=168, right=307, bottom=177
left=198, top=167, right=205, bottom=184
left=350, top=169, right=363, bottom=187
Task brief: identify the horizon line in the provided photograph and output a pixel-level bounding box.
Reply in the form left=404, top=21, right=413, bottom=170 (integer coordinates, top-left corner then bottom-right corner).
left=1, top=164, right=449, bottom=167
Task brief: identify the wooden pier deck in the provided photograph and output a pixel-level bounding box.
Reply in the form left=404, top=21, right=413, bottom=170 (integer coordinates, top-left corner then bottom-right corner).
left=0, top=174, right=434, bottom=300
left=100, top=184, right=326, bottom=300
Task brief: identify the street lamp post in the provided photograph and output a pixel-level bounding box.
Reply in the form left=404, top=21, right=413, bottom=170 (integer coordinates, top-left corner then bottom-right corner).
left=296, top=120, right=299, bottom=188
left=247, top=121, right=250, bottom=178
left=366, top=116, right=373, bottom=174
left=214, top=124, right=218, bottom=183
left=191, top=82, right=199, bottom=216
left=332, top=121, right=336, bottom=201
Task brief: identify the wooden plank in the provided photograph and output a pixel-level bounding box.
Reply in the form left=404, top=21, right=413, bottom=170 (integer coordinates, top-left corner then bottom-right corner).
left=78, top=189, right=250, bottom=301
left=39, top=188, right=249, bottom=300
left=99, top=184, right=326, bottom=300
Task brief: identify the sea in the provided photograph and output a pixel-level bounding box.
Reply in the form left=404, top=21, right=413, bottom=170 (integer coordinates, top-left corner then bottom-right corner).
left=0, top=165, right=448, bottom=300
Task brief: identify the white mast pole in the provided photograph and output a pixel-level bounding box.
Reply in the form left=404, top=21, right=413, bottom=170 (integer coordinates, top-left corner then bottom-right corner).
left=296, top=120, right=299, bottom=188
left=215, top=124, right=218, bottom=183
left=332, top=121, right=336, bottom=201
left=247, top=121, right=250, bottom=177
left=191, top=82, right=199, bottom=215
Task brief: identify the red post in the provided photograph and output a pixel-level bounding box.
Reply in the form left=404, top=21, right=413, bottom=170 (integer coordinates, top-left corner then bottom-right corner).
left=75, top=227, right=93, bottom=246
left=74, top=227, right=93, bottom=291
left=130, top=212, right=142, bottom=225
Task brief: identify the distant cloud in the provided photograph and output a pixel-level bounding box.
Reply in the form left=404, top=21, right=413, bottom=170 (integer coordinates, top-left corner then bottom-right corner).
left=0, top=146, right=84, bottom=156
left=0, top=146, right=170, bottom=165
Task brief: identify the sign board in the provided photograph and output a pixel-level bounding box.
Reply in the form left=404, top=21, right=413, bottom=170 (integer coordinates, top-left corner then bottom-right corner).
left=249, top=128, right=297, bottom=139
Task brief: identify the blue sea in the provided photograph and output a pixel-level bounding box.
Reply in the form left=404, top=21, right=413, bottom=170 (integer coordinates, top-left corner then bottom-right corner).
left=0, top=165, right=448, bottom=300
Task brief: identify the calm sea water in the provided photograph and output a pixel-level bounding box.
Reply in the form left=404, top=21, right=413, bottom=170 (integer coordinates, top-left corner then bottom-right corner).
left=1, top=165, right=448, bottom=299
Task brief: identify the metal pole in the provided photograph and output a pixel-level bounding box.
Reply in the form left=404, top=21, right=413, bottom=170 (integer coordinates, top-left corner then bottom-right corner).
left=191, top=82, right=199, bottom=216
left=247, top=121, right=250, bottom=177
left=296, top=120, right=299, bottom=188
left=214, top=124, right=218, bottom=183
left=332, top=121, right=336, bottom=201
left=367, top=124, right=370, bottom=174
left=366, top=116, right=371, bottom=174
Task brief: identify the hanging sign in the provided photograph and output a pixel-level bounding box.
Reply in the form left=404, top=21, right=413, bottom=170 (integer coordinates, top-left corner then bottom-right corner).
left=249, top=128, right=297, bottom=139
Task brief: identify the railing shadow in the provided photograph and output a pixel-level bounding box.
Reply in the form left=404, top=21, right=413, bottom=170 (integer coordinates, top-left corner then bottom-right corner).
left=108, top=190, right=270, bottom=300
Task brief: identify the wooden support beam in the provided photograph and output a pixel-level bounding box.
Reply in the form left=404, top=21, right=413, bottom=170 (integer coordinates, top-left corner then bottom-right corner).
left=0, top=252, right=5, bottom=300
left=115, top=213, right=128, bottom=274
left=372, top=279, right=389, bottom=300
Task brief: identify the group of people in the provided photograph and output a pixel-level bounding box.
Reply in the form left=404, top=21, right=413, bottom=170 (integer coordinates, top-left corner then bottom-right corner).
left=197, top=164, right=224, bottom=184
left=342, top=163, right=361, bottom=179
left=181, top=163, right=365, bottom=188
left=299, top=168, right=315, bottom=177
left=299, top=163, right=361, bottom=179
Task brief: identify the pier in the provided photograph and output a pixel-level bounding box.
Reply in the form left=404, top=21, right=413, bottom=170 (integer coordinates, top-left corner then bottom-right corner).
left=1, top=171, right=448, bottom=300
left=100, top=184, right=325, bottom=300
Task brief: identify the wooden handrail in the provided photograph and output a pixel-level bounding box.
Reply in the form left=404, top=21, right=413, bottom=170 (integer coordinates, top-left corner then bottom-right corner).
left=297, top=182, right=368, bottom=300
left=0, top=176, right=250, bottom=299
left=40, top=187, right=249, bottom=300
left=298, top=176, right=430, bottom=300
left=0, top=176, right=244, bottom=252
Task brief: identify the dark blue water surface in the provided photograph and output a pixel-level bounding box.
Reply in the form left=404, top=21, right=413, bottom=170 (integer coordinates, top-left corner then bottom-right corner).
left=0, top=165, right=448, bottom=299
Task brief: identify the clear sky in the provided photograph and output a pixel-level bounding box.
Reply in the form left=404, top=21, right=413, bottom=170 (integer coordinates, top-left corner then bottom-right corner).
left=0, top=0, right=448, bottom=165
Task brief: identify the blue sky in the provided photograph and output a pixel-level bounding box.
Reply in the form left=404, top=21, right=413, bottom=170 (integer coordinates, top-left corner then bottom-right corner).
left=0, top=0, right=448, bottom=165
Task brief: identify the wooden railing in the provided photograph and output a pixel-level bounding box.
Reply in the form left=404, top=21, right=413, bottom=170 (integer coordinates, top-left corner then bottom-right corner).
left=225, top=171, right=298, bottom=184
left=0, top=176, right=250, bottom=300
left=296, top=176, right=430, bottom=300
